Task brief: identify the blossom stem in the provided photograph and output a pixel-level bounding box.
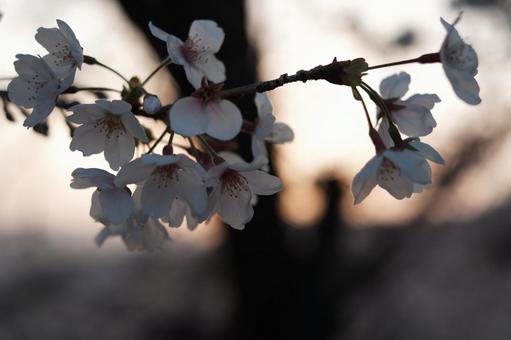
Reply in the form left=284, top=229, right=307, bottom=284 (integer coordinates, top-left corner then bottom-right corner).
left=197, top=135, right=223, bottom=164
left=64, top=86, right=122, bottom=94
left=353, top=87, right=374, bottom=129
left=367, top=52, right=441, bottom=70
left=141, top=57, right=172, bottom=86
left=146, top=127, right=169, bottom=154
left=360, top=82, right=404, bottom=146
left=83, top=55, right=130, bottom=84
left=220, top=58, right=367, bottom=98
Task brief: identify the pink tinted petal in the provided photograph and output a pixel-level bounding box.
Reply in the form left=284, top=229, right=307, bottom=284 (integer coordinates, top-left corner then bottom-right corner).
left=352, top=155, right=382, bottom=204
left=199, top=55, right=226, bottom=84
left=99, top=188, right=134, bottom=225
left=205, top=100, right=242, bottom=140
left=70, top=124, right=106, bottom=156
left=379, top=72, right=410, bottom=99
left=169, top=97, right=208, bottom=136
left=189, top=20, right=224, bottom=54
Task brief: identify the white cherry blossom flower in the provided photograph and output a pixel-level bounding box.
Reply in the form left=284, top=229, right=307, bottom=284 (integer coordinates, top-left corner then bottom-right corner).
left=163, top=197, right=202, bottom=230
left=114, top=153, right=208, bottom=219
left=207, top=154, right=282, bottom=230
left=70, top=168, right=134, bottom=225
left=169, top=80, right=242, bottom=140
left=36, top=19, right=83, bottom=76
left=149, top=20, right=225, bottom=89
left=68, top=99, right=148, bottom=171
left=143, top=94, right=161, bottom=115
left=352, top=148, right=433, bottom=204
left=8, top=54, right=74, bottom=127
left=96, top=218, right=170, bottom=251
left=378, top=72, right=440, bottom=140
left=440, top=14, right=481, bottom=105
left=251, top=93, right=294, bottom=161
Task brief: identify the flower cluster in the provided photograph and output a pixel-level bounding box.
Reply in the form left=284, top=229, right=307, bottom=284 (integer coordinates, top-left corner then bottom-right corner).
left=4, top=13, right=480, bottom=249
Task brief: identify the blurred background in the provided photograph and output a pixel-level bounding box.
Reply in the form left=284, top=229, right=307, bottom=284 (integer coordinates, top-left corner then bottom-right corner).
left=0, top=0, right=510, bottom=339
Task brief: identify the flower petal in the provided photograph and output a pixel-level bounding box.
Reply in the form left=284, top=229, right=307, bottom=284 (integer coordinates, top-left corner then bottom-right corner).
left=241, top=170, right=282, bottom=195
left=215, top=182, right=253, bottom=230
left=104, top=131, right=135, bottom=171
left=70, top=168, right=115, bottom=189
left=141, top=172, right=177, bottom=218
left=169, top=97, right=208, bottom=136
left=379, top=72, right=410, bottom=99
left=67, top=103, right=106, bottom=124
left=385, top=150, right=431, bottom=185
left=352, top=155, right=382, bottom=204
left=199, top=55, right=226, bottom=84
left=121, top=113, right=148, bottom=142
left=69, top=124, right=106, bottom=156
left=408, top=140, right=445, bottom=164
left=205, top=100, right=242, bottom=140
left=114, top=158, right=156, bottom=187
left=189, top=20, right=224, bottom=54
left=98, top=188, right=134, bottom=225
left=267, top=122, right=294, bottom=143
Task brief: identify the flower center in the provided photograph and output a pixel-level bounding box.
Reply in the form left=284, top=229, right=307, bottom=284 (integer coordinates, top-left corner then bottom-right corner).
left=445, top=42, right=477, bottom=71
left=94, top=116, right=125, bottom=139
left=51, top=42, right=75, bottom=67
left=377, top=158, right=401, bottom=182
left=220, top=169, right=249, bottom=198
left=150, top=164, right=181, bottom=189
left=25, top=74, right=48, bottom=102
left=181, top=33, right=212, bottom=64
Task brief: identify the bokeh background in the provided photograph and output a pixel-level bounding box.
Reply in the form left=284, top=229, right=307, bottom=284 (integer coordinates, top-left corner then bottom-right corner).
left=0, top=0, right=510, bottom=339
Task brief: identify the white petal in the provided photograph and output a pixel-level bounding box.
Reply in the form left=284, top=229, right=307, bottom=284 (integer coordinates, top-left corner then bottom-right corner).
left=255, top=113, right=275, bottom=140
left=198, top=55, right=226, bottom=84
left=166, top=35, right=187, bottom=65
left=7, top=78, right=35, bottom=108
left=408, top=140, right=445, bottom=164
left=379, top=72, right=410, bottom=99
left=90, top=190, right=106, bottom=224
left=376, top=117, right=395, bottom=148
left=189, top=20, right=224, bottom=54
left=70, top=168, right=115, bottom=189
left=174, top=168, right=208, bottom=217
left=70, top=124, right=106, bottom=156
left=442, top=65, right=481, bottom=105
left=377, top=167, right=415, bottom=199
left=141, top=172, right=177, bottom=218
left=215, top=180, right=253, bottom=230
left=241, top=170, right=282, bottom=195
left=267, top=122, right=294, bottom=143
left=169, top=97, right=208, bottom=136
left=392, top=104, right=437, bottom=137
left=255, top=92, right=273, bottom=117
left=149, top=21, right=170, bottom=42
left=205, top=100, right=242, bottom=140
left=104, top=131, right=135, bottom=171
left=352, top=155, right=382, bottom=204
left=99, top=188, right=134, bottom=225
left=251, top=137, right=269, bottom=164
left=385, top=150, right=431, bottom=185
left=67, top=103, right=106, bottom=124
left=167, top=198, right=186, bottom=227
left=142, top=153, right=182, bottom=166
left=23, top=100, right=56, bottom=127
left=184, top=64, right=205, bottom=89
left=114, top=158, right=156, bottom=187
left=121, top=113, right=148, bottom=142
left=404, top=94, right=441, bottom=110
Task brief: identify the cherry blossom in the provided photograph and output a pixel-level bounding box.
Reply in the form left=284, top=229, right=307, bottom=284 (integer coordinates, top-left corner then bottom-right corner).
left=68, top=99, right=148, bottom=171
left=251, top=93, right=294, bottom=161
left=36, top=19, right=83, bottom=76
left=8, top=54, right=74, bottom=127
left=149, top=20, right=225, bottom=89
left=207, top=154, right=282, bottom=230
left=114, top=153, right=208, bottom=219
left=378, top=72, right=440, bottom=141
left=70, top=168, right=134, bottom=225
left=95, top=186, right=170, bottom=251
left=352, top=147, right=434, bottom=204
left=440, top=14, right=481, bottom=105
left=169, top=80, right=242, bottom=140
left=163, top=197, right=201, bottom=230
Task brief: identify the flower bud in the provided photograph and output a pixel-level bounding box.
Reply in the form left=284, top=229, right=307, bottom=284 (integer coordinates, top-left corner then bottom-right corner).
left=143, top=94, right=161, bottom=115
